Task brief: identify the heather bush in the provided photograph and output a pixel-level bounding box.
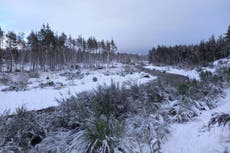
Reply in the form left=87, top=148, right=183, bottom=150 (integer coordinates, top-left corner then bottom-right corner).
left=0, top=106, right=45, bottom=152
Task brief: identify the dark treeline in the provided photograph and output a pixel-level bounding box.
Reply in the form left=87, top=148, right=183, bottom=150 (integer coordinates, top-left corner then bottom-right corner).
left=0, top=24, right=138, bottom=72
left=149, top=25, right=230, bottom=66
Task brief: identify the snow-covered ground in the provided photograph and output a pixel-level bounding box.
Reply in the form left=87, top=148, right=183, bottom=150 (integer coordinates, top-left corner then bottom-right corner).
left=0, top=64, right=156, bottom=114
left=144, top=58, right=230, bottom=80
left=162, top=89, right=230, bottom=153
left=206, top=57, right=230, bottom=73
left=144, top=65, right=200, bottom=80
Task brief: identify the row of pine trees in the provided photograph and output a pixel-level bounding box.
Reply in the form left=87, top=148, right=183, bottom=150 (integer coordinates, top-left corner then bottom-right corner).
left=0, top=24, right=118, bottom=72
left=149, top=25, right=230, bottom=66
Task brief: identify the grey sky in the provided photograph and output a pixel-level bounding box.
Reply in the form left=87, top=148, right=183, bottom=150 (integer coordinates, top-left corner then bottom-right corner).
left=1, top=0, right=230, bottom=53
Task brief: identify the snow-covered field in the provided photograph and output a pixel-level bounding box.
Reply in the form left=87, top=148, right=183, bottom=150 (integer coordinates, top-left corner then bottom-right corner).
left=0, top=64, right=156, bottom=113
left=162, top=89, right=230, bottom=153
left=1, top=59, right=230, bottom=152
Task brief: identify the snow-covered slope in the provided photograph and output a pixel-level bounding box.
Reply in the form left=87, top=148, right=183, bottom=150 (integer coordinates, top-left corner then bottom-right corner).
left=144, top=65, right=200, bottom=80
left=144, top=58, right=230, bottom=80
left=162, top=89, right=230, bottom=153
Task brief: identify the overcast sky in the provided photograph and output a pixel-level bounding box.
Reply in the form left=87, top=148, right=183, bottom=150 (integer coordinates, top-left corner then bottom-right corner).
left=0, top=0, right=230, bottom=53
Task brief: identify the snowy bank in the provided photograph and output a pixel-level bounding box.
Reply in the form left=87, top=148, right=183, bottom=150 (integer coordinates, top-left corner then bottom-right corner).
left=144, top=65, right=200, bottom=80
left=162, top=89, right=230, bottom=153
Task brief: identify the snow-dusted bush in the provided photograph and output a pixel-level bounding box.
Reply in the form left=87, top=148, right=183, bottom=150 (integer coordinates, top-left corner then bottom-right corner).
left=27, top=72, right=40, bottom=78
left=58, top=81, right=172, bottom=152
left=81, top=116, right=123, bottom=153
left=2, top=85, right=27, bottom=92
left=92, top=83, right=131, bottom=119
left=13, top=72, right=30, bottom=86
left=209, top=113, right=230, bottom=128
left=67, top=71, right=84, bottom=80
left=216, top=66, right=230, bottom=85
left=121, top=113, right=169, bottom=153
left=59, top=82, right=131, bottom=122
left=1, top=72, right=30, bottom=91
left=200, top=71, right=213, bottom=82
left=93, top=77, right=98, bottom=82
left=57, top=83, right=129, bottom=152
left=0, top=74, right=10, bottom=85
left=177, top=79, right=222, bottom=101
left=169, top=98, right=198, bottom=122
left=123, top=65, right=135, bottom=75
left=0, top=106, right=44, bottom=152
left=39, top=81, right=55, bottom=88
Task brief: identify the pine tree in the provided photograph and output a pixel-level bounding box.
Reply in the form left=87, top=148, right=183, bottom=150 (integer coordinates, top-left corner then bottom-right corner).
left=58, top=33, right=67, bottom=65
left=225, top=25, right=230, bottom=42
left=225, top=25, right=230, bottom=55
left=6, top=31, right=18, bottom=72
left=27, top=31, right=40, bottom=71
left=38, top=24, right=56, bottom=70
left=0, top=27, right=4, bottom=70
left=106, top=41, right=111, bottom=63
left=0, top=27, right=3, bottom=50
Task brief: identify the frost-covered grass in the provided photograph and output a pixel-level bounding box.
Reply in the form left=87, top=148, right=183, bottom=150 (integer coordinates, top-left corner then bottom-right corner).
left=162, top=89, right=230, bottom=153
left=1, top=71, right=226, bottom=152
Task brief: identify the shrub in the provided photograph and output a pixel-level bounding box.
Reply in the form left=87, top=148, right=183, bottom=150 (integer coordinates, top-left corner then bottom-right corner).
left=28, top=72, right=40, bottom=78
left=0, top=75, right=10, bottom=85
left=200, top=71, right=213, bottom=82
left=83, top=116, right=123, bottom=153
left=0, top=106, right=45, bottom=152
left=92, top=77, right=98, bottom=82
left=67, top=71, right=84, bottom=80
left=92, top=83, right=130, bottom=119
left=216, top=66, right=230, bottom=84
left=177, top=83, right=189, bottom=95
left=39, top=81, right=54, bottom=88
left=59, top=83, right=127, bottom=153
left=170, top=98, right=198, bottom=122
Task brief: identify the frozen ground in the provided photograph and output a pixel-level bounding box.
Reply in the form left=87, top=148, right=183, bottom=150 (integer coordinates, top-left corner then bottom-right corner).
left=0, top=64, right=156, bottom=114
left=144, top=65, right=200, bottom=80
left=144, top=58, right=230, bottom=80
left=162, top=89, right=230, bottom=153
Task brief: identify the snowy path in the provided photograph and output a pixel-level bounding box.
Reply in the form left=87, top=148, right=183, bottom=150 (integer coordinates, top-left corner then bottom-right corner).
left=162, top=89, right=230, bottom=153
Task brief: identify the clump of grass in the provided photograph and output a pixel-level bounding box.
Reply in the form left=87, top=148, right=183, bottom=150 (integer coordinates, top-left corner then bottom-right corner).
left=59, top=83, right=127, bottom=152
left=0, top=106, right=44, bottom=152
left=83, top=115, right=124, bottom=153
left=200, top=71, right=213, bottom=82
left=209, top=113, right=230, bottom=128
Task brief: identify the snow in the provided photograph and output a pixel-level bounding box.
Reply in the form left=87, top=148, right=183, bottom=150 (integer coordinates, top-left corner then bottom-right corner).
left=144, top=65, right=200, bottom=80
left=213, top=57, right=230, bottom=66
left=198, top=57, right=230, bottom=74
left=162, top=89, right=230, bottom=153
left=0, top=64, right=156, bottom=114
left=144, top=58, right=230, bottom=80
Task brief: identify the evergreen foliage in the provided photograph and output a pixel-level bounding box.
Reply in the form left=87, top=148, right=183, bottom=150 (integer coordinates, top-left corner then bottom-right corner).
left=149, top=25, right=230, bottom=66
